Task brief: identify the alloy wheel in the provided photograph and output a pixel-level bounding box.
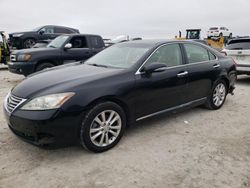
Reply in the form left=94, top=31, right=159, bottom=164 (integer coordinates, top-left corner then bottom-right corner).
left=89, top=110, right=122, bottom=147
left=24, top=39, right=36, bottom=48
left=213, top=83, right=226, bottom=107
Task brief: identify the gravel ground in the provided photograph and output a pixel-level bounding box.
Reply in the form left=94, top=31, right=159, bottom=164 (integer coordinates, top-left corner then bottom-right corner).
left=0, top=70, right=250, bottom=188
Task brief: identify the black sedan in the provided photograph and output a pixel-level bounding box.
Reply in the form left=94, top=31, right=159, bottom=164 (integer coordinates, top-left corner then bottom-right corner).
left=3, top=40, right=237, bottom=152
left=9, top=25, right=79, bottom=49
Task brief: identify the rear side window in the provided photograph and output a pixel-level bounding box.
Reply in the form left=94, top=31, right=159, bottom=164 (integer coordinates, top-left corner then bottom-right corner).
left=209, top=52, right=216, bottom=60
left=90, top=36, right=103, bottom=49
left=40, top=26, right=54, bottom=34
left=184, top=44, right=210, bottom=63
left=226, top=39, right=250, bottom=50
left=55, top=27, right=72, bottom=34
left=70, top=37, right=88, bottom=48
left=146, top=44, right=182, bottom=68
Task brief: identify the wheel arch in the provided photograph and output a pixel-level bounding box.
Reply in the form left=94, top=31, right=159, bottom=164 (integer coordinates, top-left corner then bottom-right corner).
left=221, top=76, right=229, bottom=89
left=23, top=37, right=37, bottom=41
left=76, top=95, right=133, bottom=142
left=35, top=59, right=58, bottom=70
left=85, top=96, right=133, bottom=126
left=22, top=37, right=37, bottom=47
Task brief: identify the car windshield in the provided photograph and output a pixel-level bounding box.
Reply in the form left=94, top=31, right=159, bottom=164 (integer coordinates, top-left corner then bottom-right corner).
left=85, top=43, right=151, bottom=69
left=47, top=36, right=69, bottom=48
left=32, top=26, right=43, bottom=31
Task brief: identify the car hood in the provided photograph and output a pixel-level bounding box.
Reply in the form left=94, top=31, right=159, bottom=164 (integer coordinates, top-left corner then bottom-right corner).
left=9, top=31, right=35, bottom=36
left=12, top=63, right=124, bottom=99
left=12, top=47, right=59, bottom=55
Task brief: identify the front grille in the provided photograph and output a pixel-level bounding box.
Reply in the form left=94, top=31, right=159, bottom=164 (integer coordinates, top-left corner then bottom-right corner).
left=10, top=54, right=16, bottom=62
left=6, top=94, right=26, bottom=113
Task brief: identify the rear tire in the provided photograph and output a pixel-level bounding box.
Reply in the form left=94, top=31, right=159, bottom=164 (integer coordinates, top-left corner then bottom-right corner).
left=80, top=102, right=126, bottom=153
left=205, top=80, right=228, bottom=110
left=36, top=62, right=54, bottom=72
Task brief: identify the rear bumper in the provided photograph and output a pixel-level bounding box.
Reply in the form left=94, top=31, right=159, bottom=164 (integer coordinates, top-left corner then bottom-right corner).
left=228, top=71, right=237, bottom=94
left=207, top=32, right=220, bottom=37
left=236, top=65, right=250, bottom=75
left=8, top=61, right=36, bottom=75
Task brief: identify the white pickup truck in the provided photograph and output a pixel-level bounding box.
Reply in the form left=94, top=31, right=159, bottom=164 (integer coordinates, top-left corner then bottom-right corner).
left=222, top=38, right=250, bottom=75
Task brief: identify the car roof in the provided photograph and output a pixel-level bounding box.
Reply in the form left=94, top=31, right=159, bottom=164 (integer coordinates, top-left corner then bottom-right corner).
left=43, top=25, right=75, bottom=29
left=119, top=39, right=223, bottom=58
left=43, top=25, right=79, bottom=33
left=186, top=29, right=201, bottom=31
left=121, top=39, right=205, bottom=47
left=210, top=26, right=225, bottom=28
left=228, top=38, right=250, bottom=43
left=61, top=34, right=102, bottom=37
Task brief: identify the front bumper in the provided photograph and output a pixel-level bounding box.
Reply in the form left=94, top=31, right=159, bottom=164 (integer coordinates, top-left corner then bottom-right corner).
left=8, top=61, right=36, bottom=76
left=9, top=37, right=23, bottom=49
left=3, top=105, right=83, bottom=146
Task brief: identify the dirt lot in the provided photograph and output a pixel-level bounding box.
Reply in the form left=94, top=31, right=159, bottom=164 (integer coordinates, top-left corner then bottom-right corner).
left=0, top=69, right=250, bottom=188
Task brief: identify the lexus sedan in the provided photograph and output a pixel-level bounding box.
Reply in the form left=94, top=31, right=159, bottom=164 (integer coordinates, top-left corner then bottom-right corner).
left=3, top=40, right=237, bottom=152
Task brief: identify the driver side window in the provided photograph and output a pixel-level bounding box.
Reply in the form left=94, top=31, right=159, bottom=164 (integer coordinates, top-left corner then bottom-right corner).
left=146, top=44, right=182, bottom=68
left=40, top=26, right=54, bottom=34
left=69, top=37, right=88, bottom=48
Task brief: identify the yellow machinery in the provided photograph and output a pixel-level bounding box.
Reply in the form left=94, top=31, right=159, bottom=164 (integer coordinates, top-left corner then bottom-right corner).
left=176, top=29, right=201, bottom=40
left=0, top=31, right=10, bottom=64
left=207, top=36, right=225, bottom=50
left=176, top=29, right=226, bottom=50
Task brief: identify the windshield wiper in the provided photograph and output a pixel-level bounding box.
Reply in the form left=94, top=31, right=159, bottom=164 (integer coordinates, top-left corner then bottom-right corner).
left=87, top=63, right=108, bottom=68
left=48, top=45, right=56, bottom=48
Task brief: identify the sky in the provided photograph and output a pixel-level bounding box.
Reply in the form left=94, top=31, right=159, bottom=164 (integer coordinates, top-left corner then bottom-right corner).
left=0, top=0, right=250, bottom=39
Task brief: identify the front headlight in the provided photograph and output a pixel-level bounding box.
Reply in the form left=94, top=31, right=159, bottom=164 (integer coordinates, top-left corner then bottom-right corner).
left=12, top=33, right=23, bottom=37
left=17, top=54, right=32, bottom=61
left=21, top=92, right=75, bottom=110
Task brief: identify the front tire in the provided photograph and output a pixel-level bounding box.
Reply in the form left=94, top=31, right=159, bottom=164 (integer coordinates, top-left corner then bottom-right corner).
left=80, top=102, right=126, bottom=152
left=205, top=80, right=228, bottom=110
left=23, top=38, right=36, bottom=48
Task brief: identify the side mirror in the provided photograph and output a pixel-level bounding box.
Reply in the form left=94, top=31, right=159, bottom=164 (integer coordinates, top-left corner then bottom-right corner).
left=64, top=43, right=72, bottom=50
left=141, top=63, right=167, bottom=74
left=38, top=30, right=45, bottom=35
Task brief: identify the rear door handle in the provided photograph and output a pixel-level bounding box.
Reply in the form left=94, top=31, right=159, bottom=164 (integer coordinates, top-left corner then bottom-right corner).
left=177, top=71, right=188, bottom=78
left=213, top=64, right=220, bottom=68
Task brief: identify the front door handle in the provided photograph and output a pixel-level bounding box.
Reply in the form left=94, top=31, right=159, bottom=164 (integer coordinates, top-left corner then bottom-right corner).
left=213, top=64, right=220, bottom=68
left=177, top=71, right=188, bottom=78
